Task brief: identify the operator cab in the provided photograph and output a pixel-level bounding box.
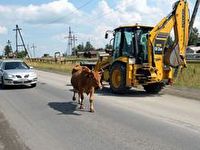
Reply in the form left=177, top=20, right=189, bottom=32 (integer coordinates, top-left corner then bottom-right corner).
left=112, top=25, right=153, bottom=64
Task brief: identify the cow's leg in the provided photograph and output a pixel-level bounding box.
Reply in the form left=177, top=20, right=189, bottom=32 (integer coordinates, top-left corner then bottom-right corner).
left=72, top=91, right=76, bottom=101
left=89, top=88, right=95, bottom=112
left=77, top=93, right=81, bottom=104
left=79, top=91, right=84, bottom=109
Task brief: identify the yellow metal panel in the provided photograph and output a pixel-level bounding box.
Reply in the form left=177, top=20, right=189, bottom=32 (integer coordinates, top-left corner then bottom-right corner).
left=175, top=1, right=189, bottom=57
left=114, top=57, right=129, bottom=63
left=127, top=64, right=133, bottom=86
left=103, top=70, right=110, bottom=81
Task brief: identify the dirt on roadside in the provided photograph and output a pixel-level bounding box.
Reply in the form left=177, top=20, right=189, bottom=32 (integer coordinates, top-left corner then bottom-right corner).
left=0, top=111, right=29, bottom=150
left=162, top=86, right=200, bottom=101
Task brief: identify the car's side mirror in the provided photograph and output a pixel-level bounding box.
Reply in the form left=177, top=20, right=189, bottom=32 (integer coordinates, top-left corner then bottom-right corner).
left=105, top=33, right=108, bottom=39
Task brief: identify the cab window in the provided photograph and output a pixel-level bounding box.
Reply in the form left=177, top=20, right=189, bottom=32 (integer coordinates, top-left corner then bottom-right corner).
left=113, top=31, right=121, bottom=58
left=122, top=28, right=135, bottom=56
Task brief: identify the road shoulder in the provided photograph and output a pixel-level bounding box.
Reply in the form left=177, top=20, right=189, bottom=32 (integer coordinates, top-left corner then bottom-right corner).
left=0, top=111, right=29, bottom=150
left=162, top=86, right=200, bottom=101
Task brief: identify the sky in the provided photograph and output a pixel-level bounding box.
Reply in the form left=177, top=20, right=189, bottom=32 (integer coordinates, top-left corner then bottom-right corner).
left=0, top=0, right=199, bottom=57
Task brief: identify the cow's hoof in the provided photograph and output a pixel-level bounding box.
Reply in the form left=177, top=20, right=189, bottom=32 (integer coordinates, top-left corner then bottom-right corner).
left=72, top=97, right=76, bottom=101
left=79, top=105, right=84, bottom=109
left=89, top=109, right=95, bottom=113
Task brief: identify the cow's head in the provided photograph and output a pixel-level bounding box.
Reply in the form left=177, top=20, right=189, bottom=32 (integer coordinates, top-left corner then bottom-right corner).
left=88, top=70, right=103, bottom=90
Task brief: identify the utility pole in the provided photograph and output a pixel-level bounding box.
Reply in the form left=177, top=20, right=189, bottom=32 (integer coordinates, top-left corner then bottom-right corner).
left=189, top=0, right=200, bottom=34
left=67, top=26, right=73, bottom=56
left=31, top=43, right=36, bottom=58
left=72, top=34, right=78, bottom=55
left=64, top=26, right=78, bottom=55
left=13, top=25, right=30, bottom=58
left=27, top=44, right=31, bottom=58
left=13, top=26, right=19, bottom=54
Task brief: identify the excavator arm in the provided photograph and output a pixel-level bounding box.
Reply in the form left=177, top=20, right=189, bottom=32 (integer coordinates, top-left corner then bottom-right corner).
left=148, top=0, right=189, bottom=69
left=147, top=0, right=199, bottom=82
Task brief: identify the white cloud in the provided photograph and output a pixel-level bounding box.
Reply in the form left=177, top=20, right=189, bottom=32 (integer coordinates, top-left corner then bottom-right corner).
left=78, top=24, right=113, bottom=48
left=194, top=16, right=200, bottom=30
left=0, top=26, right=7, bottom=34
left=52, top=32, right=67, bottom=43
left=89, top=0, right=142, bottom=26
left=0, top=0, right=199, bottom=55
left=74, top=0, right=163, bottom=48
left=0, top=0, right=80, bottom=25
left=0, top=44, right=4, bottom=51
left=83, top=0, right=200, bottom=47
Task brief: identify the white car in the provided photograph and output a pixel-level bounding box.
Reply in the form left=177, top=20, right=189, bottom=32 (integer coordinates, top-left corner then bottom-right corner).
left=0, top=59, right=37, bottom=88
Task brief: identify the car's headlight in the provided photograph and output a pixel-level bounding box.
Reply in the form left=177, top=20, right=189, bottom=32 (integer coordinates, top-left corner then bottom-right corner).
left=29, top=72, right=37, bottom=77
left=6, top=74, right=15, bottom=78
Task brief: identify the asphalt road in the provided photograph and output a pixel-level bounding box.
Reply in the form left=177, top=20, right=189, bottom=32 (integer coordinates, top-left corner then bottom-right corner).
left=0, top=70, right=200, bottom=150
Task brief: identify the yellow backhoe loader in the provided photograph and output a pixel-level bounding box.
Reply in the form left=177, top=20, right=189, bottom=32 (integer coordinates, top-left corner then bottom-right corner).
left=85, top=0, right=199, bottom=94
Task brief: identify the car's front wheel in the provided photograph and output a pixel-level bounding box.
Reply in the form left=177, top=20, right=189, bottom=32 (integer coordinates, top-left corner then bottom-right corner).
left=0, top=77, right=6, bottom=89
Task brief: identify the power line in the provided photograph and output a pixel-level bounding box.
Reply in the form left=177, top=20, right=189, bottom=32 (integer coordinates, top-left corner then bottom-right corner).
left=48, top=0, right=96, bottom=24
left=85, top=6, right=121, bottom=26
left=66, top=3, right=120, bottom=30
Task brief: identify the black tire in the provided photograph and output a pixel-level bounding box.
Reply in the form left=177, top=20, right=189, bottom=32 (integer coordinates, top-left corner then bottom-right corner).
left=110, top=62, right=127, bottom=94
left=143, top=83, right=163, bottom=94
left=0, top=77, right=6, bottom=89
left=31, top=83, right=37, bottom=88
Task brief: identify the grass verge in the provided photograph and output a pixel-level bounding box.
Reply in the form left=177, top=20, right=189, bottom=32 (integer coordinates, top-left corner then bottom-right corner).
left=27, top=61, right=75, bottom=74
left=174, top=63, right=200, bottom=89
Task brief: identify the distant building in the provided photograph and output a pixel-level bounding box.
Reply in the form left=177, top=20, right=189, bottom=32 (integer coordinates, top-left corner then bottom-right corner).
left=186, top=46, right=200, bottom=54
left=197, top=37, right=200, bottom=46
left=77, top=49, right=106, bottom=58
left=186, top=46, right=200, bottom=60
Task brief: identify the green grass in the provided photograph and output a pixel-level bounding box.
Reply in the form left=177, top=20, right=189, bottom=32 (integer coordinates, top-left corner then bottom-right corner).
left=174, top=63, right=200, bottom=89
left=27, top=61, right=75, bottom=74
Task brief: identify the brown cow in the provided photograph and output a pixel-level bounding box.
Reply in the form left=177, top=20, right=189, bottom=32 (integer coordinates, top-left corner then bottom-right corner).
left=71, top=64, right=87, bottom=74
left=71, top=65, right=102, bottom=112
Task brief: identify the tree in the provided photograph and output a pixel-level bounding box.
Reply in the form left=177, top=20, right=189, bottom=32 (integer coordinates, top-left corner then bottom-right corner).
left=166, top=36, right=174, bottom=47
left=43, top=53, right=50, bottom=57
left=188, top=27, right=199, bottom=46
left=17, top=51, right=27, bottom=58
left=105, top=44, right=113, bottom=49
left=76, top=44, right=84, bottom=51
left=4, top=45, right=12, bottom=56
left=84, top=41, right=94, bottom=51
left=197, top=37, right=200, bottom=46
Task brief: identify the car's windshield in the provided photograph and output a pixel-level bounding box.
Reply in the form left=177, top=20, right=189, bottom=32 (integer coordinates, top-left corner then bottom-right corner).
left=4, top=62, right=30, bottom=70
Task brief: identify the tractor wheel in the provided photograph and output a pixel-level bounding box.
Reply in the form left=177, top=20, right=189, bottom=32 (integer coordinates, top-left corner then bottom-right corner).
left=143, top=83, right=163, bottom=94
left=110, top=63, right=127, bottom=94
